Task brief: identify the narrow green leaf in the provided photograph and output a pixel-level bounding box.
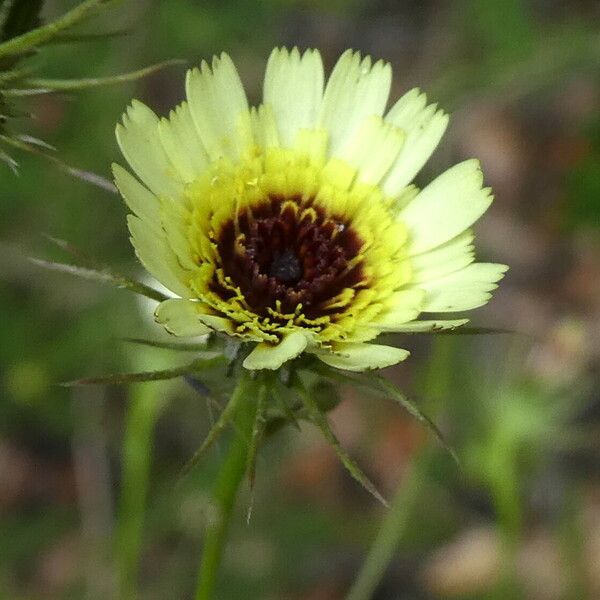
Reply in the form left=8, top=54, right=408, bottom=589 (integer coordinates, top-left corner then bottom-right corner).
left=3, top=88, right=53, bottom=96
left=42, top=234, right=99, bottom=265
left=246, top=382, right=268, bottom=487
left=294, top=377, right=388, bottom=507
left=19, top=59, right=185, bottom=91
left=17, top=134, right=55, bottom=150
left=0, top=0, right=111, bottom=59
left=0, top=64, right=34, bottom=82
left=59, top=162, right=117, bottom=192
left=314, top=363, right=461, bottom=468
left=245, top=381, right=267, bottom=524
left=271, top=380, right=301, bottom=430
left=0, top=146, right=17, bottom=172
left=0, top=133, right=117, bottom=192
left=121, top=338, right=209, bottom=352
left=30, top=257, right=170, bottom=303
left=178, top=376, right=254, bottom=480
left=63, top=356, right=221, bottom=387
left=404, top=327, right=513, bottom=336
left=48, top=29, right=131, bottom=44
left=373, top=375, right=461, bottom=468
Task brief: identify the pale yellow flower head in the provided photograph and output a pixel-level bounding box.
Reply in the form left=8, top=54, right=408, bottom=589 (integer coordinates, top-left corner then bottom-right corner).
left=114, top=48, right=507, bottom=371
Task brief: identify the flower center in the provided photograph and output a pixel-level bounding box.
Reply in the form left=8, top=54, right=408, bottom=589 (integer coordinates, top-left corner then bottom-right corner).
left=268, top=248, right=302, bottom=283
left=213, top=195, right=367, bottom=320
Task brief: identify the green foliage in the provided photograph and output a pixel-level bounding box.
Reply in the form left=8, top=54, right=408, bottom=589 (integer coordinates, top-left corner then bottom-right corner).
left=565, top=117, right=600, bottom=229
left=1, top=0, right=44, bottom=43
left=0, top=0, right=180, bottom=185
left=465, top=0, right=534, bottom=66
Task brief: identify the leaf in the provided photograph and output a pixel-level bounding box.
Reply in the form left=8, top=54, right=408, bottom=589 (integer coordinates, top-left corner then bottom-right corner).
left=48, top=29, right=131, bottom=44
left=0, top=133, right=117, bottom=192
left=246, top=381, right=268, bottom=487
left=270, top=380, right=301, bottom=431
left=372, top=375, right=461, bottom=468
left=0, top=146, right=18, bottom=173
left=409, top=327, right=513, bottom=336
left=121, top=338, right=209, bottom=352
left=245, top=381, right=268, bottom=524
left=63, top=356, right=222, bottom=387
left=0, top=0, right=111, bottom=60
left=178, top=377, right=252, bottom=480
left=312, top=362, right=461, bottom=469
left=0, top=64, right=34, bottom=82
left=56, top=161, right=117, bottom=192
left=42, top=234, right=101, bottom=266
left=30, top=257, right=170, bottom=303
left=2, top=88, right=53, bottom=96
left=19, top=59, right=186, bottom=91
left=17, top=134, right=55, bottom=150
left=294, top=376, right=388, bottom=507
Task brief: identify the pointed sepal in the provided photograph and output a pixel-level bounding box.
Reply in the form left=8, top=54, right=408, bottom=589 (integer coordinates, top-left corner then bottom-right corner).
left=294, top=376, right=388, bottom=507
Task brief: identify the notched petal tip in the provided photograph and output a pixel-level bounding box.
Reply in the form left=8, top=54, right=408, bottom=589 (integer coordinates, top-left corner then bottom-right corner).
left=155, top=298, right=212, bottom=337
left=316, top=342, right=410, bottom=372
left=243, top=331, right=309, bottom=370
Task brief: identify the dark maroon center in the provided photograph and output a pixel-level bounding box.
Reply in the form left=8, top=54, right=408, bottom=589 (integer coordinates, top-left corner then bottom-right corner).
left=212, top=196, right=367, bottom=320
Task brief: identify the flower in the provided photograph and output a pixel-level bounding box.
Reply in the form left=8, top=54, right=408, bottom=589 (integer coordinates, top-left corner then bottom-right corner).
left=113, top=47, right=508, bottom=372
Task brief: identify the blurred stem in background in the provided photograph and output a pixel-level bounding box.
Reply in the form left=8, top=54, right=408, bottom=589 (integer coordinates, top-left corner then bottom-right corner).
left=346, top=451, right=429, bottom=600
left=116, top=382, right=168, bottom=600
left=347, top=334, right=541, bottom=599
left=486, top=429, right=524, bottom=598
left=116, top=344, right=170, bottom=600
left=347, top=336, right=457, bottom=600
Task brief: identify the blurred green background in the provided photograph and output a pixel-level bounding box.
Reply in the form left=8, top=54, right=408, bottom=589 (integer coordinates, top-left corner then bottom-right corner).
left=1, top=1, right=600, bottom=599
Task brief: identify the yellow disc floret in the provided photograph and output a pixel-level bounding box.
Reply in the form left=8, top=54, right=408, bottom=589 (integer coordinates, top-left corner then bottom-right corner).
left=176, top=145, right=412, bottom=347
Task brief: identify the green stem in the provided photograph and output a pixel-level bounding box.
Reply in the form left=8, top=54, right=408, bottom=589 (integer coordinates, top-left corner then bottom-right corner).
left=19, top=59, right=185, bottom=91
left=346, top=452, right=428, bottom=600
left=488, top=454, right=523, bottom=597
left=558, top=489, right=589, bottom=600
left=195, top=371, right=257, bottom=600
left=116, top=384, right=167, bottom=600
